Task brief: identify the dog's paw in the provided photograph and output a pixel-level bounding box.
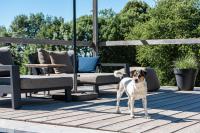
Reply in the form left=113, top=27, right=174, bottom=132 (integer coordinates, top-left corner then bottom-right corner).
left=116, top=110, right=121, bottom=114
left=130, top=114, right=135, bottom=118
left=116, top=107, right=121, bottom=114
left=145, top=115, right=150, bottom=119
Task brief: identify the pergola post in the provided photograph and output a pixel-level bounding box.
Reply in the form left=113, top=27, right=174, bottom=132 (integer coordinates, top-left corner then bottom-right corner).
left=93, top=0, right=99, bottom=56
left=73, top=0, right=78, bottom=93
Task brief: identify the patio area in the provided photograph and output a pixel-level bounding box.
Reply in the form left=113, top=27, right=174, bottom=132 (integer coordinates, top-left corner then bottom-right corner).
left=0, top=85, right=200, bottom=133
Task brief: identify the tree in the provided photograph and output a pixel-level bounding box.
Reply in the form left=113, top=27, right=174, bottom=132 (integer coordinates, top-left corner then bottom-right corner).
left=99, top=1, right=149, bottom=67
left=9, top=13, right=71, bottom=74
left=128, top=0, right=200, bottom=85
left=118, top=0, right=150, bottom=39
left=0, top=26, right=10, bottom=37
left=10, top=13, right=45, bottom=38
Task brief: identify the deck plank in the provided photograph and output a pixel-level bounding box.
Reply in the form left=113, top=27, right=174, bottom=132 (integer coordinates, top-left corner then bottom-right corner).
left=14, top=90, right=179, bottom=122
left=100, top=95, right=200, bottom=132
left=145, top=111, right=200, bottom=133
left=0, top=111, right=50, bottom=119
left=175, top=122, right=200, bottom=133
left=0, top=87, right=200, bottom=133
left=122, top=100, right=200, bottom=133
left=14, top=110, right=72, bottom=121
left=63, top=113, right=121, bottom=126
left=150, top=113, right=200, bottom=133
left=81, top=94, right=200, bottom=129
left=45, top=106, right=130, bottom=124
left=30, top=105, right=114, bottom=122
left=43, top=91, right=189, bottom=126
left=16, top=105, right=113, bottom=121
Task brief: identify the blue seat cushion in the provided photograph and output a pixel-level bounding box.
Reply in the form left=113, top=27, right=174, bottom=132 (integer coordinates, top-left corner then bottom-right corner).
left=78, top=56, right=99, bottom=73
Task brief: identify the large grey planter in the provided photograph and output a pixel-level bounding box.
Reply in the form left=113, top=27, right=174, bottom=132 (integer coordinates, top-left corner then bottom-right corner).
left=174, top=68, right=198, bottom=91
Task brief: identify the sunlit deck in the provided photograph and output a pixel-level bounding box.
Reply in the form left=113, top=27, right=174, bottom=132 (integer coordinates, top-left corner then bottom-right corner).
left=0, top=85, right=200, bottom=133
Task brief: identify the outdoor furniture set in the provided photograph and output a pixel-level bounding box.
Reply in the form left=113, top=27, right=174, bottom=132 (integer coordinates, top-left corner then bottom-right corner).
left=0, top=47, right=160, bottom=109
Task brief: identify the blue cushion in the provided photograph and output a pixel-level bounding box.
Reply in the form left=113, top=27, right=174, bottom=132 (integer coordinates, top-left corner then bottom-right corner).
left=78, top=56, right=99, bottom=73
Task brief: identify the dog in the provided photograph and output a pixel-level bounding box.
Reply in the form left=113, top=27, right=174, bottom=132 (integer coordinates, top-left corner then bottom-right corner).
left=114, top=69, right=149, bottom=118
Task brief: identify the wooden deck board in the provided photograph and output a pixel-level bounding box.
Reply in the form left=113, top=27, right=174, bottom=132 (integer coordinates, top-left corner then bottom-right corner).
left=0, top=110, right=50, bottom=119
left=0, top=87, right=200, bottom=132
left=119, top=97, right=200, bottom=132
left=38, top=90, right=191, bottom=127
left=145, top=110, right=200, bottom=133
left=29, top=105, right=114, bottom=122
left=81, top=94, right=200, bottom=129
left=11, top=90, right=179, bottom=122
left=175, top=122, right=200, bottom=133
left=14, top=110, right=72, bottom=121
left=101, top=104, right=200, bottom=132
left=19, top=104, right=112, bottom=120
left=47, top=112, right=109, bottom=124
left=148, top=113, right=200, bottom=133
left=122, top=101, right=200, bottom=133
left=45, top=106, right=130, bottom=124
left=63, top=113, right=121, bottom=126
left=98, top=90, right=200, bottom=132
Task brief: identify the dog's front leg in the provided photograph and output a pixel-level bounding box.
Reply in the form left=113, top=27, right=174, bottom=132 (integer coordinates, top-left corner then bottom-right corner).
left=142, top=98, right=150, bottom=119
left=130, top=97, right=135, bottom=118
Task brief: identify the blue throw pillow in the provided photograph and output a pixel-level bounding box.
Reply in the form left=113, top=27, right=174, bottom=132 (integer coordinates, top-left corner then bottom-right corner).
left=78, top=56, right=99, bottom=73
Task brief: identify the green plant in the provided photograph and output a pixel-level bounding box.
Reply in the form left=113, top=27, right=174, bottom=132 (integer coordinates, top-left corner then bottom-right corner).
left=174, top=55, right=198, bottom=69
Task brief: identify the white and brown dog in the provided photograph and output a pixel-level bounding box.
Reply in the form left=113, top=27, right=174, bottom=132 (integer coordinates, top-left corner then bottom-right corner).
left=114, top=69, right=149, bottom=118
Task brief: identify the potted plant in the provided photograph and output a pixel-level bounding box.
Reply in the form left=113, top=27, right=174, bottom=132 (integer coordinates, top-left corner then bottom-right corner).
left=174, top=55, right=198, bottom=91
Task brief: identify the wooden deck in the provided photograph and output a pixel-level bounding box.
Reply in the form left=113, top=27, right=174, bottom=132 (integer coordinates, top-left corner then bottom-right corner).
left=0, top=85, right=200, bottom=133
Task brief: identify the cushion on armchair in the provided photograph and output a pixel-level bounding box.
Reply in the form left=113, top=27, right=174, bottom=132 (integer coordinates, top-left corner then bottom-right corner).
left=28, top=53, right=43, bottom=75
left=0, top=47, right=14, bottom=77
left=78, top=56, right=99, bottom=73
left=49, top=51, right=74, bottom=74
left=37, top=49, right=51, bottom=64
left=37, top=49, right=54, bottom=73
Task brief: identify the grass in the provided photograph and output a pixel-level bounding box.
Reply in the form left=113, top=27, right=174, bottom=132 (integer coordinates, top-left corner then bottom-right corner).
left=174, top=55, right=198, bottom=69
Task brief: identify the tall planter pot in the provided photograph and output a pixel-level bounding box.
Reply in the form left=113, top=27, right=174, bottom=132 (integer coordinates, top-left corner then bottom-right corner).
left=174, top=69, right=198, bottom=91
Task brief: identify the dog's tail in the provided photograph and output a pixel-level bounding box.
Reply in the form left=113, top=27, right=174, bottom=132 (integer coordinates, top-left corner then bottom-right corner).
left=114, top=71, right=123, bottom=79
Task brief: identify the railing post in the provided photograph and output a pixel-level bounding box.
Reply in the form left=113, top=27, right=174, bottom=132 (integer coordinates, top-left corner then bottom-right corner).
left=93, top=0, right=99, bottom=56
left=10, top=66, right=21, bottom=109
left=124, top=64, right=130, bottom=77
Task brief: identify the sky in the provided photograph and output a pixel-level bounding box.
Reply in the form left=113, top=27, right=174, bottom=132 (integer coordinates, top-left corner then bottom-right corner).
left=0, top=0, right=155, bottom=28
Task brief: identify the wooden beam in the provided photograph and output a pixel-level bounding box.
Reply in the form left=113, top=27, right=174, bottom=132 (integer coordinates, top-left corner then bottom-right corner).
left=0, top=37, right=91, bottom=46
left=93, top=0, right=99, bottom=55
left=3, top=38, right=200, bottom=47
left=100, top=39, right=200, bottom=46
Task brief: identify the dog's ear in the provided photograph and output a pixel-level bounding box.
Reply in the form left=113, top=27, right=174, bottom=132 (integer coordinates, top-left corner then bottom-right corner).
left=130, top=70, right=137, bottom=77
left=140, top=70, right=147, bottom=77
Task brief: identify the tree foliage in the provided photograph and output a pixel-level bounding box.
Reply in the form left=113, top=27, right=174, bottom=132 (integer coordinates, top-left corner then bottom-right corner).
left=99, top=1, right=149, bottom=67
left=128, top=0, right=200, bottom=85
left=118, top=0, right=150, bottom=38
left=9, top=13, right=71, bottom=73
